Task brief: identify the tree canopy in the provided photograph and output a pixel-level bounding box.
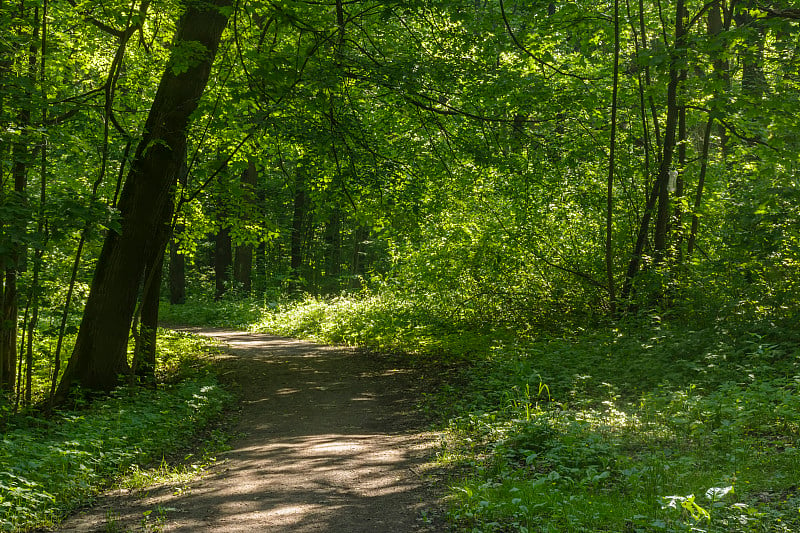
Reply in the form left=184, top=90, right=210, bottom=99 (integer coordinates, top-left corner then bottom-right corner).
left=0, top=0, right=797, bottom=400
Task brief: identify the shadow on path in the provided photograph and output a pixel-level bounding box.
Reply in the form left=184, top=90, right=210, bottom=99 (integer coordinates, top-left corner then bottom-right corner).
left=56, top=329, right=441, bottom=532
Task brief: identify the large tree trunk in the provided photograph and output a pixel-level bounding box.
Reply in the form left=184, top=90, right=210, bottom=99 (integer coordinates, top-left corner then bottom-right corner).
left=55, top=0, right=231, bottom=399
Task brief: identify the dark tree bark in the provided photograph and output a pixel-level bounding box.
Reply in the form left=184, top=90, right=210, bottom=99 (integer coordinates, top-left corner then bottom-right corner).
left=214, top=226, right=232, bottom=300
left=1, top=3, right=39, bottom=394
left=133, top=249, right=164, bottom=387
left=0, top=1, right=10, bottom=395
left=0, top=269, right=16, bottom=392
left=234, top=245, right=253, bottom=294
left=55, top=0, right=232, bottom=399
left=621, top=0, right=686, bottom=303
left=653, top=0, right=685, bottom=260
left=169, top=157, right=189, bottom=305
left=290, top=167, right=307, bottom=291
left=687, top=116, right=714, bottom=257
left=233, top=159, right=257, bottom=294
left=323, top=208, right=342, bottom=292
left=133, top=167, right=177, bottom=386
left=169, top=225, right=186, bottom=304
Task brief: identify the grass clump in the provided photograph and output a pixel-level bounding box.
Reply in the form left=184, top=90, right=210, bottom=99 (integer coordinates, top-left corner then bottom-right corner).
left=0, top=330, right=232, bottom=532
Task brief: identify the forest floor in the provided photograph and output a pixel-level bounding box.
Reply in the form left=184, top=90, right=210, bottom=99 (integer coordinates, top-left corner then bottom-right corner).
left=53, top=328, right=444, bottom=532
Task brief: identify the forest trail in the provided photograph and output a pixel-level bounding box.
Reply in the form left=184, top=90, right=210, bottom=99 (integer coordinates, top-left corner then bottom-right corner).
left=55, top=329, right=442, bottom=532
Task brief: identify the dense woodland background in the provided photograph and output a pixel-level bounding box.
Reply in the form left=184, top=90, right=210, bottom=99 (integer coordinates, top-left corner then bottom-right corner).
left=1, top=0, right=799, bottom=531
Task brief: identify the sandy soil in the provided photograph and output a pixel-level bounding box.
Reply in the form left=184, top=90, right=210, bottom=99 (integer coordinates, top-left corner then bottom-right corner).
left=53, top=329, right=444, bottom=532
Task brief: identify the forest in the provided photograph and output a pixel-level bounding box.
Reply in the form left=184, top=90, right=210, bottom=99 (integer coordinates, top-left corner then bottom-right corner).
left=1, top=0, right=799, bottom=531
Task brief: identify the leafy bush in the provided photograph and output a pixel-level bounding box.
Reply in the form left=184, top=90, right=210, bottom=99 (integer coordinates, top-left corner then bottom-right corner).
left=160, top=296, right=265, bottom=329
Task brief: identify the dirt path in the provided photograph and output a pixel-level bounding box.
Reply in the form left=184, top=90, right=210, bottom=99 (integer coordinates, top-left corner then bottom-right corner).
left=56, top=329, right=443, bottom=532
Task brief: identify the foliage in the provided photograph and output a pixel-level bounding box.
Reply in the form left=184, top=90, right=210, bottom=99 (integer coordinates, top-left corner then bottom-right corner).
left=159, top=297, right=265, bottom=330
left=252, top=292, right=800, bottom=532
left=0, top=331, right=232, bottom=532
left=0, top=0, right=799, bottom=528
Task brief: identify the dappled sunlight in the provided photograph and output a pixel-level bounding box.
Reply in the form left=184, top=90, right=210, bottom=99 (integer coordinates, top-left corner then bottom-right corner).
left=59, top=329, right=437, bottom=532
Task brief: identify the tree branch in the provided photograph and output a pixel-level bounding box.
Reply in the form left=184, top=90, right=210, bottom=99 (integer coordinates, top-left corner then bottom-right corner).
left=499, top=0, right=600, bottom=82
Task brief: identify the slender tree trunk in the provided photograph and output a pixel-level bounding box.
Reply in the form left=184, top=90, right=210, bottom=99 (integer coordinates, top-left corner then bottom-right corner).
left=0, top=269, right=16, bottom=392
left=1, top=3, right=38, bottom=395
left=55, top=0, right=232, bottom=399
left=653, top=40, right=683, bottom=257
left=622, top=0, right=688, bottom=307
left=215, top=226, right=232, bottom=300
left=133, top=249, right=164, bottom=387
left=687, top=116, right=714, bottom=256
left=605, top=0, right=620, bottom=314
left=290, top=168, right=307, bottom=291
left=0, top=0, right=10, bottom=395
left=169, top=225, right=186, bottom=304
left=673, top=103, right=686, bottom=263
left=233, top=159, right=257, bottom=294
left=324, top=209, right=342, bottom=292
left=25, top=0, right=48, bottom=406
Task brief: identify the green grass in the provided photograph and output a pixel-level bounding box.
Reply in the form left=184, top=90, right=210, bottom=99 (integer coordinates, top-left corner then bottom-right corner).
left=243, top=292, right=800, bottom=533
left=159, top=296, right=265, bottom=329
left=0, top=330, right=233, bottom=532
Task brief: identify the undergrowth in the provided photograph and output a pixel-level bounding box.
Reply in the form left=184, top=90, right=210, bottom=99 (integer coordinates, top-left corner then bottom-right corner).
left=0, top=330, right=232, bottom=532
left=159, top=296, right=264, bottom=329
left=246, top=292, right=800, bottom=533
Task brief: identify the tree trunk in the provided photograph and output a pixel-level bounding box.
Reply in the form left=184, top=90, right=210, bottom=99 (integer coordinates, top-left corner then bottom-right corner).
left=233, top=159, right=257, bottom=294
left=1, top=3, right=39, bottom=395
left=215, top=226, right=232, bottom=300
left=133, top=248, right=164, bottom=387
left=605, top=0, right=620, bottom=314
left=169, top=225, right=186, bottom=304
left=652, top=0, right=685, bottom=261
left=624, top=0, right=686, bottom=302
left=0, top=1, right=10, bottom=395
left=234, top=245, right=253, bottom=294
left=0, top=270, right=16, bottom=392
left=323, top=209, right=342, bottom=292
left=290, top=167, right=307, bottom=291
left=55, top=0, right=231, bottom=399
left=687, top=116, right=714, bottom=257
left=673, top=103, right=686, bottom=263
left=133, top=171, right=176, bottom=386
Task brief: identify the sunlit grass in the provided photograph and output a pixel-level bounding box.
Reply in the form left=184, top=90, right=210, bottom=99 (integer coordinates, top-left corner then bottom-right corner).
left=0, top=331, right=233, bottom=532
left=249, top=291, right=800, bottom=533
